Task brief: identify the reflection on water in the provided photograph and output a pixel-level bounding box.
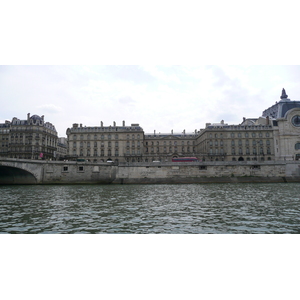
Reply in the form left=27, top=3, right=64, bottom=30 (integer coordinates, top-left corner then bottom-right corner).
left=0, top=183, right=300, bottom=233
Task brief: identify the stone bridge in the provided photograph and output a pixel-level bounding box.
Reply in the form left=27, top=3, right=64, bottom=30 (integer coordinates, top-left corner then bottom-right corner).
left=0, top=158, right=45, bottom=184
left=0, top=158, right=44, bottom=184
left=0, top=158, right=117, bottom=184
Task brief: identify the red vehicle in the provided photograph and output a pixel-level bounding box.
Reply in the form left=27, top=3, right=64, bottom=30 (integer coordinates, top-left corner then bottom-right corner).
left=172, top=157, right=198, bottom=162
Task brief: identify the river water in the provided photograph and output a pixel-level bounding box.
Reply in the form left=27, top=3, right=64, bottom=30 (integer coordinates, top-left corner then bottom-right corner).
left=0, top=183, right=300, bottom=233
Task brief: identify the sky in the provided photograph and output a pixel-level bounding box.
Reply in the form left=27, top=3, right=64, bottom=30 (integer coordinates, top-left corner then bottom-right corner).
left=1, top=1, right=300, bottom=138
left=1, top=65, right=300, bottom=137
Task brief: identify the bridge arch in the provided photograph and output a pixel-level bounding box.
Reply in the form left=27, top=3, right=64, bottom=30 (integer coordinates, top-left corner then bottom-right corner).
left=0, top=165, right=37, bottom=184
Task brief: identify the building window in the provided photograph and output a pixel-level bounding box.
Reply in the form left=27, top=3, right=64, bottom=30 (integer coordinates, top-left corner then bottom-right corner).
left=295, top=143, right=300, bottom=150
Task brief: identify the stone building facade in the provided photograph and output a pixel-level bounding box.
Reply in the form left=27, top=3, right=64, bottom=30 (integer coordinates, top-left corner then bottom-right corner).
left=65, top=89, right=300, bottom=164
left=274, top=107, right=300, bottom=161
left=196, top=119, right=275, bottom=162
left=56, top=137, right=68, bottom=160
left=143, top=131, right=197, bottom=162
left=3, top=89, right=299, bottom=164
left=66, top=121, right=144, bottom=163
left=0, top=114, right=58, bottom=160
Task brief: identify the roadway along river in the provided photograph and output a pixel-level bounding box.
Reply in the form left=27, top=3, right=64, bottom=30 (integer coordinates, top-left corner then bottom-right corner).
left=0, top=183, right=300, bottom=233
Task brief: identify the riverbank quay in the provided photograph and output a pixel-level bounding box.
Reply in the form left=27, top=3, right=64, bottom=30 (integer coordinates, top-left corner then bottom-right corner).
left=1, top=158, right=300, bottom=184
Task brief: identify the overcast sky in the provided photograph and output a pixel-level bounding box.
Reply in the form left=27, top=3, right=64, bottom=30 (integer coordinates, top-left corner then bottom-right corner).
left=1, top=65, right=300, bottom=137
left=1, top=1, right=300, bottom=137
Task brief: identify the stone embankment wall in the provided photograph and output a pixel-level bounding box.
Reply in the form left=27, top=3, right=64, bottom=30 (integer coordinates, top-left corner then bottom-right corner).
left=1, top=159, right=300, bottom=184
left=114, top=161, right=296, bottom=184
left=42, top=161, right=117, bottom=184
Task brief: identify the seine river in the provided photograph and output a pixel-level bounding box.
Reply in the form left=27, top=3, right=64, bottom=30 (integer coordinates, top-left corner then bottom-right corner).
left=0, top=183, right=300, bottom=234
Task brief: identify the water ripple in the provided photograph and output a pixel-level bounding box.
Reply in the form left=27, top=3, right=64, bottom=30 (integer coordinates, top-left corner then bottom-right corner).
left=0, top=183, right=300, bottom=233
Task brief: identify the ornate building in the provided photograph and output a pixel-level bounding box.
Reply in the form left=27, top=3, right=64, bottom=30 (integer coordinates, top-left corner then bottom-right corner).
left=143, top=131, right=198, bottom=162
left=66, top=121, right=144, bottom=163
left=0, top=114, right=58, bottom=160
left=56, top=137, right=68, bottom=160
left=196, top=119, right=274, bottom=162
left=2, top=89, right=299, bottom=164
left=65, top=89, right=300, bottom=163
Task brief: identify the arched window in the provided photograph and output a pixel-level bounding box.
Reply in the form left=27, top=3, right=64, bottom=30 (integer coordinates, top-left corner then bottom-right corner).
left=295, top=143, right=300, bottom=150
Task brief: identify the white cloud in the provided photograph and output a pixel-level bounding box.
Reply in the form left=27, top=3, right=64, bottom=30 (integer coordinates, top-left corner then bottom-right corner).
left=1, top=65, right=300, bottom=137
left=37, top=104, right=63, bottom=114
